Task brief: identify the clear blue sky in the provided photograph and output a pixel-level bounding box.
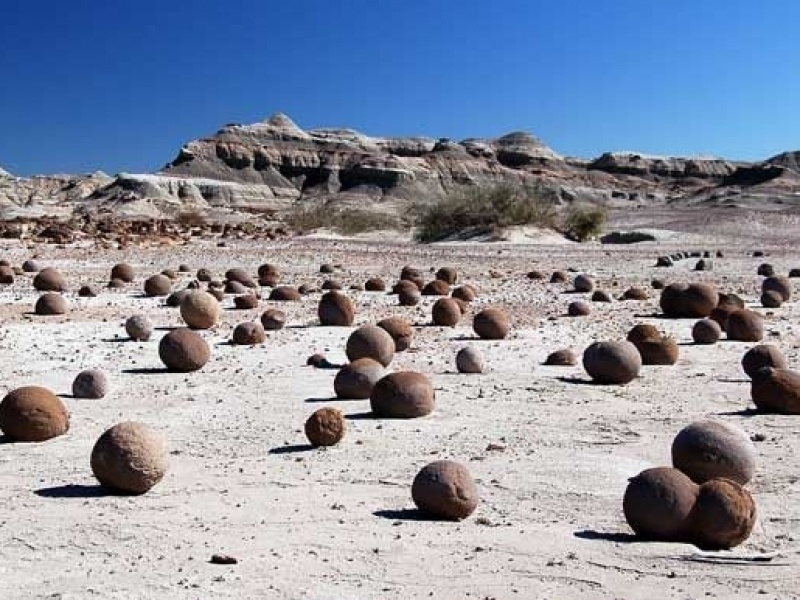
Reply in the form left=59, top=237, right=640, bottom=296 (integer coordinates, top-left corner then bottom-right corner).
left=1, top=0, right=798, bottom=176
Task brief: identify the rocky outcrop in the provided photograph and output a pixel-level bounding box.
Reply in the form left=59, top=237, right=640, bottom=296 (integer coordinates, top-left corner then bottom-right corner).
left=2, top=112, right=800, bottom=223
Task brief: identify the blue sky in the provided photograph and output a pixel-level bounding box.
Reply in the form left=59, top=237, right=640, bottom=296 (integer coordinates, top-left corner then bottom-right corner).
left=1, top=0, right=798, bottom=175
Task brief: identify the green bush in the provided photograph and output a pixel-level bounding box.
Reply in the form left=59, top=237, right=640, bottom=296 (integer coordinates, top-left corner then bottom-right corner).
left=414, top=182, right=559, bottom=243
left=284, top=201, right=403, bottom=235
left=562, top=204, right=607, bottom=242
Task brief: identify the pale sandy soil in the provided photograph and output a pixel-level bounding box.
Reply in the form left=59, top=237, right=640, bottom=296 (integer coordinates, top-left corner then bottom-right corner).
left=0, top=223, right=799, bottom=599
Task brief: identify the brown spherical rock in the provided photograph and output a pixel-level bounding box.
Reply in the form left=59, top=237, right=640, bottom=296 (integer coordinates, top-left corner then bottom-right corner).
left=180, top=291, right=220, bottom=330
left=573, top=274, right=595, bottom=293
left=33, top=267, right=67, bottom=292
left=456, top=346, right=485, bottom=373
left=709, top=305, right=737, bottom=331
left=692, top=319, right=722, bottom=345
left=320, top=263, right=335, bottom=274
left=78, top=285, right=98, bottom=297
left=527, top=269, right=545, bottom=280
left=318, top=291, right=355, bottom=326
left=91, top=422, right=168, bottom=494
left=125, top=314, right=153, bottom=341
left=35, top=292, right=68, bottom=315
left=422, top=280, right=450, bottom=296
left=345, top=324, right=395, bottom=367
left=750, top=367, right=800, bottom=414
left=761, top=290, right=783, bottom=308
left=108, top=278, right=128, bottom=290
left=726, top=309, right=764, bottom=342
left=583, top=340, right=642, bottom=384
left=321, top=279, right=343, bottom=291
left=160, top=269, right=178, bottom=280
left=398, top=285, right=421, bottom=306
left=257, top=263, right=280, bottom=286
left=158, top=328, right=210, bottom=372
left=260, top=308, right=286, bottom=330
left=225, top=268, right=255, bottom=287
left=683, top=283, right=718, bottom=317
left=364, top=277, right=386, bottom=292
left=0, top=265, right=14, bottom=284
left=591, top=290, right=613, bottom=303
left=473, top=308, right=510, bottom=340
left=144, top=274, right=171, bottom=297
left=165, top=289, right=191, bottom=308
left=72, top=369, right=108, bottom=399
left=268, top=285, right=301, bottom=301
left=234, top=293, right=259, bottom=310
left=412, top=460, right=478, bottom=520
left=741, top=344, right=788, bottom=379
left=435, top=267, right=458, bottom=285
left=334, top=358, right=385, bottom=399
left=660, top=282, right=689, bottom=316
left=377, top=317, right=414, bottom=352
left=544, top=348, right=578, bottom=366
left=196, top=268, right=213, bottom=282
left=393, top=279, right=420, bottom=294
left=688, top=478, right=756, bottom=550
left=718, top=293, right=746, bottom=309
left=623, top=467, right=698, bottom=541
left=0, top=386, right=69, bottom=442
left=370, top=371, right=435, bottom=418
left=22, top=259, right=41, bottom=273
left=567, top=300, right=591, bottom=316
left=632, top=336, right=679, bottom=366
left=400, top=265, right=421, bottom=281
left=672, top=420, right=756, bottom=485
left=305, top=407, right=346, bottom=447
left=762, top=276, right=791, bottom=302
left=224, top=280, right=249, bottom=295
left=651, top=279, right=666, bottom=290
left=623, top=287, right=649, bottom=300
left=110, top=263, right=135, bottom=283
left=550, top=271, right=568, bottom=283
left=627, top=324, right=660, bottom=345
left=757, top=263, right=775, bottom=277
left=451, top=284, right=477, bottom=303
left=432, top=297, right=462, bottom=327
left=231, top=321, right=266, bottom=345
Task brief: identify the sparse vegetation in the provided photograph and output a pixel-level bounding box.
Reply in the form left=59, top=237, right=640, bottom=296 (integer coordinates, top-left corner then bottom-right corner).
left=285, top=201, right=404, bottom=235
left=563, top=204, right=608, bottom=242
left=414, top=182, right=559, bottom=242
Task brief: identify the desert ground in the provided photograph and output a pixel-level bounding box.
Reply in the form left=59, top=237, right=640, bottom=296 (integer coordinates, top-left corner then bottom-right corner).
left=0, top=207, right=799, bottom=599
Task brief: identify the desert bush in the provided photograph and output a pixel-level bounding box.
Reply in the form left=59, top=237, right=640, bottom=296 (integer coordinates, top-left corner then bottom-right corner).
left=414, top=182, right=559, bottom=242
left=563, top=204, right=608, bottom=241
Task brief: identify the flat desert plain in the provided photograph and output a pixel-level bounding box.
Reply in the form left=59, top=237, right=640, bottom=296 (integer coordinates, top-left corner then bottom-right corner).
left=0, top=215, right=799, bottom=599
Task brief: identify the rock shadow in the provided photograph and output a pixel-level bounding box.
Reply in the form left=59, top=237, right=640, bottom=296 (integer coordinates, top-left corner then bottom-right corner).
left=35, top=484, right=115, bottom=498
left=122, top=367, right=170, bottom=375
left=373, top=508, right=439, bottom=522
left=573, top=529, right=638, bottom=543
left=268, top=444, right=315, bottom=455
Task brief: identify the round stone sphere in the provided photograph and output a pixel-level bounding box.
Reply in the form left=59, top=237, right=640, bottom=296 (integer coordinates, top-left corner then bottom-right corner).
left=370, top=371, right=435, bottom=418
left=623, top=287, right=649, bottom=300
left=627, top=324, right=660, bottom=345
left=761, top=290, right=783, bottom=308
left=398, top=285, right=421, bottom=306
left=165, top=289, right=190, bottom=308
left=304, top=407, right=346, bottom=447
left=623, top=467, right=698, bottom=541
left=592, top=290, right=613, bottom=303
left=726, top=309, right=764, bottom=342
left=144, top=274, right=172, bottom=297
left=0, top=386, right=69, bottom=442
left=78, top=285, right=98, bottom=297
left=432, top=298, right=462, bottom=327
left=412, top=460, right=479, bottom=520
left=158, top=328, right=210, bottom=372
left=400, top=265, right=422, bottom=281
left=33, top=267, right=67, bottom=292
left=741, top=344, right=788, bottom=379
left=334, top=358, right=385, bottom=399
left=365, top=277, right=386, bottom=292
left=435, top=266, right=458, bottom=285
left=72, top=369, right=108, bottom=399
left=567, top=300, right=592, bottom=316
left=473, top=308, right=510, bottom=340
left=269, top=286, right=301, bottom=301
left=196, top=268, right=213, bottom=282
left=345, top=324, right=395, bottom=367
left=583, top=340, right=642, bottom=384
left=573, top=274, right=595, bottom=293
left=125, top=314, right=153, bottom=341
left=718, top=293, right=746, bottom=309
left=225, top=268, right=255, bottom=287
left=451, top=284, right=477, bottom=303
left=683, top=283, right=718, bottom=317
left=709, top=304, right=737, bottom=331
left=224, top=280, right=249, bottom=294
left=692, top=319, right=722, bottom=345
left=91, top=421, right=168, bottom=494
left=659, top=283, right=689, bottom=316
left=550, top=271, right=568, bottom=284
left=527, top=269, right=545, bottom=280
left=633, top=337, right=679, bottom=366
left=0, top=265, right=14, bottom=284
left=234, top=293, right=259, bottom=310
left=257, top=264, right=280, bottom=287
left=180, top=291, right=220, bottom=330
left=544, top=348, right=578, bottom=366
left=231, top=321, right=266, bottom=345
left=671, top=420, right=756, bottom=485
left=422, top=280, right=450, bottom=296
left=687, top=478, right=756, bottom=550
left=762, top=275, right=791, bottom=302
left=757, top=263, right=775, bottom=277
left=34, top=292, right=68, bottom=316
left=320, top=263, right=335, bottom=274
left=260, top=308, right=286, bottom=330
left=110, top=263, right=135, bottom=283
left=377, top=317, right=414, bottom=352
left=456, top=346, right=485, bottom=373
left=318, top=291, right=355, bottom=326
left=22, top=259, right=41, bottom=273
left=107, top=277, right=126, bottom=290
left=750, top=367, right=800, bottom=414
left=321, top=279, right=342, bottom=291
